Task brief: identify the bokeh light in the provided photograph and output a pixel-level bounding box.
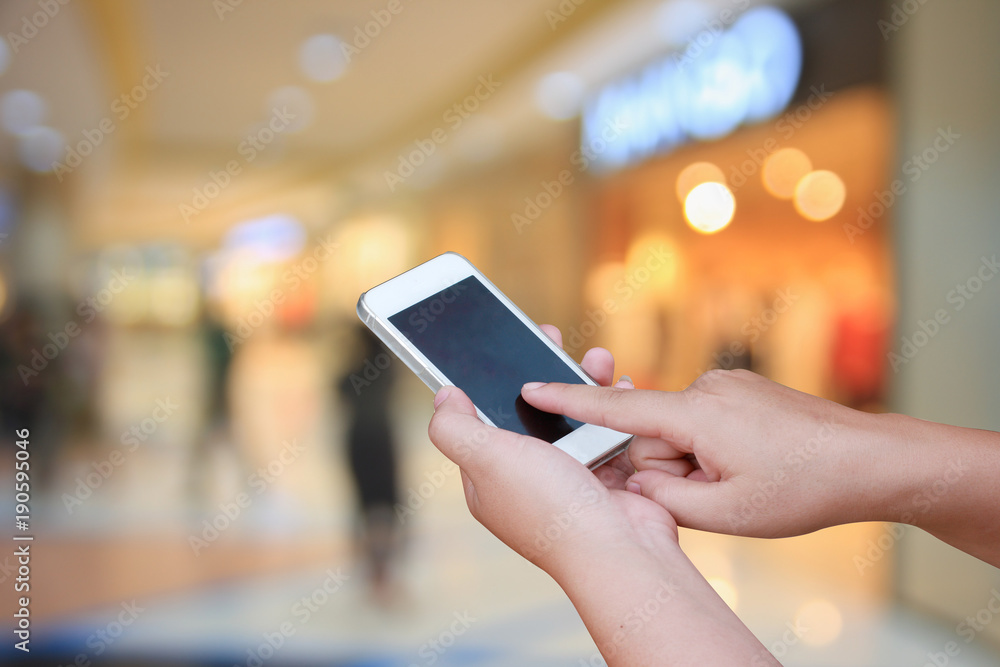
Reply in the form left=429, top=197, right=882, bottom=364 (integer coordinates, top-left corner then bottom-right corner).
left=265, top=85, right=314, bottom=133
left=626, top=232, right=680, bottom=295
left=299, top=34, right=348, bottom=83
left=17, top=125, right=65, bottom=172
left=585, top=261, right=627, bottom=307
left=762, top=147, right=812, bottom=200
left=676, top=161, right=727, bottom=203
left=684, top=181, right=735, bottom=233
left=795, top=598, right=844, bottom=646
left=1, top=89, right=47, bottom=134
left=794, top=169, right=847, bottom=221
left=535, top=71, right=585, bottom=121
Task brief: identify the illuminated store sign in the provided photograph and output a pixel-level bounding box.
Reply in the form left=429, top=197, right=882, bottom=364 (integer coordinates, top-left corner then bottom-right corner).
left=581, top=6, right=802, bottom=171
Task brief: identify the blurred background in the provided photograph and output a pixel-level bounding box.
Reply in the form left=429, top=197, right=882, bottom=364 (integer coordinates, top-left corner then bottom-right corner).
left=0, top=0, right=998, bottom=665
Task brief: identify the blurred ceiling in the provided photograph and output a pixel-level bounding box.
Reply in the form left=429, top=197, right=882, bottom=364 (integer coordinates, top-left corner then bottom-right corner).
left=0, top=0, right=822, bottom=247
left=0, top=0, right=624, bottom=165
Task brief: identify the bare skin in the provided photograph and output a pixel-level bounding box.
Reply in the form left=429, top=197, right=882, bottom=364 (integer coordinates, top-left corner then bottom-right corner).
left=523, top=366, right=1000, bottom=568
left=427, top=325, right=1000, bottom=664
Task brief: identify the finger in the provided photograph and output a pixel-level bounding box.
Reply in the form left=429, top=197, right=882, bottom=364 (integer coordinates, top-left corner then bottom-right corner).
left=521, top=383, right=702, bottom=447
left=606, top=449, right=635, bottom=478
left=593, top=461, right=629, bottom=490
left=629, top=434, right=689, bottom=470
left=580, top=347, right=614, bottom=386
left=631, top=456, right=696, bottom=478
left=458, top=468, right=480, bottom=516
left=429, top=387, right=524, bottom=472
left=626, top=469, right=734, bottom=533
left=538, top=323, right=563, bottom=348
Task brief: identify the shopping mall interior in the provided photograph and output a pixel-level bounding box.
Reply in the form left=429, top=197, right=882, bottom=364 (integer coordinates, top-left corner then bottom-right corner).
left=0, top=0, right=998, bottom=665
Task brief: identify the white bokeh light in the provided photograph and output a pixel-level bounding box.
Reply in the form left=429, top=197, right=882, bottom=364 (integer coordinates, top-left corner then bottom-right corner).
left=0, top=38, right=11, bottom=76
left=266, top=85, right=314, bottom=133
left=1, top=89, right=47, bottom=135
left=18, top=126, right=65, bottom=172
left=535, top=71, right=585, bottom=121
left=299, top=34, right=348, bottom=83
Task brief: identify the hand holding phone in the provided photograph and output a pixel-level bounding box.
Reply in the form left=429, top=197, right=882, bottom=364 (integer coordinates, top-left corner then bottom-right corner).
left=357, top=252, right=633, bottom=468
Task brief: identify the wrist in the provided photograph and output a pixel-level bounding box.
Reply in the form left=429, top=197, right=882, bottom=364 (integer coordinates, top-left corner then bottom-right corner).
left=547, top=530, right=771, bottom=665
left=846, top=411, right=926, bottom=524
left=858, top=412, right=967, bottom=527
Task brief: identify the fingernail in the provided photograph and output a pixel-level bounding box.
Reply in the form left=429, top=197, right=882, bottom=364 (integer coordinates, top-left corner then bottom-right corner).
left=626, top=481, right=640, bottom=495
left=619, top=375, right=632, bottom=385
left=434, top=387, right=452, bottom=409
left=522, top=382, right=546, bottom=392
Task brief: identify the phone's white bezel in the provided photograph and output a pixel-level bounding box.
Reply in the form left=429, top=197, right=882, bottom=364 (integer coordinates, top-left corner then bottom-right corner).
left=358, top=252, right=632, bottom=469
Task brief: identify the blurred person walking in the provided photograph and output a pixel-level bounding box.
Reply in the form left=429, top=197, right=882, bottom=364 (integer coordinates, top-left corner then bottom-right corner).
left=187, top=308, right=242, bottom=507
left=337, top=323, right=404, bottom=608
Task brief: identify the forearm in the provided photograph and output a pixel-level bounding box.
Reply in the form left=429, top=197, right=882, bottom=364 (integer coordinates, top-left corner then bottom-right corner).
left=550, top=538, right=777, bottom=666
left=870, top=413, right=1000, bottom=567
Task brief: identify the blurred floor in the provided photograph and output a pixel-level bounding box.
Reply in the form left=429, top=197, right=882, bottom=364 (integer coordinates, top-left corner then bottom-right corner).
left=2, top=331, right=999, bottom=666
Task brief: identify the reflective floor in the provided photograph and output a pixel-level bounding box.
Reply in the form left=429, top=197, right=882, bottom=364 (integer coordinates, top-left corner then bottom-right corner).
left=3, top=332, right=999, bottom=666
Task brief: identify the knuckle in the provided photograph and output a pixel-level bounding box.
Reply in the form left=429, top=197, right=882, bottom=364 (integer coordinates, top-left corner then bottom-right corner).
left=427, top=410, right=455, bottom=445
left=690, top=368, right=733, bottom=389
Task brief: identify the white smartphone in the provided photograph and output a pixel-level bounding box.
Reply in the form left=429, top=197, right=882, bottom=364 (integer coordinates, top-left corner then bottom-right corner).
left=357, top=252, right=633, bottom=469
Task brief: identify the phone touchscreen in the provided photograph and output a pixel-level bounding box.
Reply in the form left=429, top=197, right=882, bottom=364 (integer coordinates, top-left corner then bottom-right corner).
left=388, top=275, right=587, bottom=442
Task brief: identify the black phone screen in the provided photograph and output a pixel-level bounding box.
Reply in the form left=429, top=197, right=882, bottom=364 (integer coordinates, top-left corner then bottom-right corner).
left=389, top=275, right=587, bottom=442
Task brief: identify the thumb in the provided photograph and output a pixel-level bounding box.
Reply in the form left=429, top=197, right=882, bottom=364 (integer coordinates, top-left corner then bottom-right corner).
left=428, top=386, right=524, bottom=472
left=433, top=385, right=478, bottom=416
left=627, top=469, right=740, bottom=534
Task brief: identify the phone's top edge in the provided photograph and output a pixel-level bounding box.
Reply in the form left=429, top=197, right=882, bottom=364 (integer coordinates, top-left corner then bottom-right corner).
left=358, top=251, right=471, bottom=296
